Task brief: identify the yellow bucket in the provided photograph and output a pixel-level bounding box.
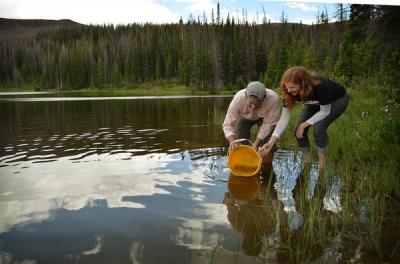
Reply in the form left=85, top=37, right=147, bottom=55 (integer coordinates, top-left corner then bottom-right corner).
left=228, top=139, right=261, bottom=177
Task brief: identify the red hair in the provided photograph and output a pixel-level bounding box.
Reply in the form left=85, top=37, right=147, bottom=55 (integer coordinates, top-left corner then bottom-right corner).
left=280, top=66, right=320, bottom=109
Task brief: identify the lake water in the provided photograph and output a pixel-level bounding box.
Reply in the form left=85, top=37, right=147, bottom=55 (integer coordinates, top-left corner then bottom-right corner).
left=0, top=93, right=365, bottom=263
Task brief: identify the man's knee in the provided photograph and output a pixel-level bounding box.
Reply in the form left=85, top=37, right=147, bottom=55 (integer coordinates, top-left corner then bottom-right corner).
left=235, top=118, right=253, bottom=139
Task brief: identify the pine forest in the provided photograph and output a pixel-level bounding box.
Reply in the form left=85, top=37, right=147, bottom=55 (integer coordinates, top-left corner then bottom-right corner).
left=0, top=4, right=399, bottom=98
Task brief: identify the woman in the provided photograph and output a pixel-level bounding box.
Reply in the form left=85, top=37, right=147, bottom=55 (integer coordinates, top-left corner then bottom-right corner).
left=259, top=66, right=349, bottom=169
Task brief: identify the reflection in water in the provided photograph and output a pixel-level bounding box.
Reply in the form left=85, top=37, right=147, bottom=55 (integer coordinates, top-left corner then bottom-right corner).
left=272, top=149, right=341, bottom=229
left=274, top=151, right=365, bottom=263
left=223, top=165, right=288, bottom=260
left=0, top=151, right=228, bottom=233
left=219, top=150, right=346, bottom=262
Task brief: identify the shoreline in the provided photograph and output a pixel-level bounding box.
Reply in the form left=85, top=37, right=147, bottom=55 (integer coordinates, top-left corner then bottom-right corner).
left=0, top=85, right=238, bottom=96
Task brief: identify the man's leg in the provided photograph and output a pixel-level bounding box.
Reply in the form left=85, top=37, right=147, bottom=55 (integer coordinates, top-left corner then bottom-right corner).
left=235, top=117, right=256, bottom=141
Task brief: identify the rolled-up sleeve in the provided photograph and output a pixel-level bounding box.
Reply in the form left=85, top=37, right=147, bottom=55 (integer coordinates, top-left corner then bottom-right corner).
left=222, top=93, right=241, bottom=139
left=306, top=104, right=331, bottom=125
left=272, top=107, right=291, bottom=138
left=257, top=95, right=281, bottom=140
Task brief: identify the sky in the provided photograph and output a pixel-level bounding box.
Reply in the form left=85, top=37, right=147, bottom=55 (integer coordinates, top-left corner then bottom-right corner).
left=0, top=0, right=398, bottom=25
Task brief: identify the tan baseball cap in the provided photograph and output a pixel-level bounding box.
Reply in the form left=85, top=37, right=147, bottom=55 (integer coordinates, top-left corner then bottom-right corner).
left=245, top=81, right=266, bottom=100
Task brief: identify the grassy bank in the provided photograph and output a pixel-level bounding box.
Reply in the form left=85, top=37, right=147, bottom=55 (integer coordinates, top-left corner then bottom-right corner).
left=326, top=80, right=400, bottom=261
left=0, top=82, right=236, bottom=96
left=212, top=79, right=400, bottom=262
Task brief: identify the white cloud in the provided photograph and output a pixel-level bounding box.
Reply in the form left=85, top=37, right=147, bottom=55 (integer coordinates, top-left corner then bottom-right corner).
left=267, top=0, right=399, bottom=6
left=176, top=0, right=215, bottom=14
left=0, top=0, right=181, bottom=24
left=287, top=2, right=318, bottom=12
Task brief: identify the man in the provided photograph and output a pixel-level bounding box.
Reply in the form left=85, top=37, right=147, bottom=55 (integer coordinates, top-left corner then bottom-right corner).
left=223, top=81, right=280, bottom=164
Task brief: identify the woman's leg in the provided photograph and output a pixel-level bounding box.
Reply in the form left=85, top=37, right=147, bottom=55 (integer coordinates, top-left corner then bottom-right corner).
left=317, top=151, right=326, bottom=170
left=313, top=95, right=349, bottom=169
left=294, top=105, right=319, bottom=161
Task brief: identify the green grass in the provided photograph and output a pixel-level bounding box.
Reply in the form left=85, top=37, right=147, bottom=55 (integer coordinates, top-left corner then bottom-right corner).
left=0, top=82, right=237, bottom=96
left=327, top=80, right=400, bottom=261
left=68, top=85, right=207, bottom=96
left=211, top=79, right=400, bottom=262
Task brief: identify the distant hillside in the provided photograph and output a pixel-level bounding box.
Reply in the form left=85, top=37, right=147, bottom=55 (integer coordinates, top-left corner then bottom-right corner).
left=0, top=18, right=83, bottom=40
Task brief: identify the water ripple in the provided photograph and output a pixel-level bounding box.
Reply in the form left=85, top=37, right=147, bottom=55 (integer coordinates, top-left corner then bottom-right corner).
left=68, top=150, right=99, bottom=161
left=0, top=126, right=182, bottom=170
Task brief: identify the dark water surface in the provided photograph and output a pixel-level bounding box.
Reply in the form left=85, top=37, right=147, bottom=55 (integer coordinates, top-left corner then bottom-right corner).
left=0, top=94, right=349, bottom=263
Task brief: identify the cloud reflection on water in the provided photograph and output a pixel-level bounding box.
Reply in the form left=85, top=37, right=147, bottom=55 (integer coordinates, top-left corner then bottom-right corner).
left=0, top=149, right=229, bottom=234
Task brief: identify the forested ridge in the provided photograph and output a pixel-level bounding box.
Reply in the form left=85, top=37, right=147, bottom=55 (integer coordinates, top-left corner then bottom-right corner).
left=0, top=4, right=399, bottom=95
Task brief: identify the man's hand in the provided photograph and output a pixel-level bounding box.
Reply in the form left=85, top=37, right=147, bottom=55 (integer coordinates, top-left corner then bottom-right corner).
left=228, top=141, right=240, bottom=153
left=253, top=137, right=262, bottom=149
left=227, top=135, right=239, bottom=153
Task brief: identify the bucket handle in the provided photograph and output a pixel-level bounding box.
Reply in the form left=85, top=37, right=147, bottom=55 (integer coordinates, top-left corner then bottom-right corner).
left=231, top=138, right=256, bottom=149
left=228, top=138, right=257, bottom=156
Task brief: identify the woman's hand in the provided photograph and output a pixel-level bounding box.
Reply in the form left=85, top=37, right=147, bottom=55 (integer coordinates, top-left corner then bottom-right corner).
left=296, top=122, right=310, bottom=139
left=259, top=142, right=273, bottom=156
left=259, top=136, right=278, bottom=157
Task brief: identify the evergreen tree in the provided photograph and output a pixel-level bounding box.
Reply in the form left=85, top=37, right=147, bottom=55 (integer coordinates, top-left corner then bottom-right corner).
left=216, top=2, right=221, bottom=24
left=334, top=32, right=354, bottom=84
left=95, top=55, right=104, bottom=88
left=302, top=47, right=314, bottom=70
left=322, top=56, right=334, bottom=78
left=349, top=4, right=374, bottom=42
left=334, top=3, right=348, bottom=22
left=276, top=36, right=290, bottom=82
left=165, top=55, right=174, bottom=80
left=264, top=49, right=278, bottom=88
left=256, top=42, right=267, bottom=80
